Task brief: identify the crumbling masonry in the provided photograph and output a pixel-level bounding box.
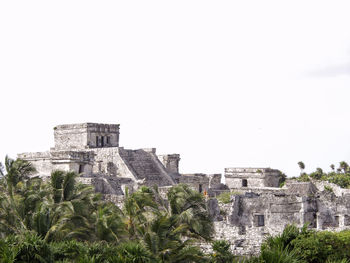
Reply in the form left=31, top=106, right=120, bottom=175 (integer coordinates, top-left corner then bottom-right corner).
left=18, top=123, right=350, bottom=255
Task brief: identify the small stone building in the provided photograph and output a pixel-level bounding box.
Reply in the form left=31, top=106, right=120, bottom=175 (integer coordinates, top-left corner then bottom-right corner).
left=19, top=123, right=179, bottom=193
left=224, top=167, right=282, bottom=188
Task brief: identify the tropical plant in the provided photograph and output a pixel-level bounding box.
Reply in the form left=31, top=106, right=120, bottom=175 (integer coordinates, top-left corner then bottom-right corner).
left=259, top=246, right=302, bottom=263
left=210, top=240, right=234, bottom=263
left=339, top=161, right=349, bottom=173
left=167, top=184, right=214, bottom=241
left=297, top=161, right=305, bottom=176
left=330, top=164, right=335, bottom=171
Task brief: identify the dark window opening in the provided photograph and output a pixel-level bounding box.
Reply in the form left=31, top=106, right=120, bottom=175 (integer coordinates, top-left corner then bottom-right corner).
left=335, top=216, right=340, bottom=226
left=242, top=179, right=248, bottom=187
left=255, top=215, right=265, bottom=227
left=107, top=136, right=110, bottom=145
left=78, top=164, right=84, bottom=173
left=239, top=226, right=246, bottom=235
left=199, top=184, right=203, bottom=193
left=96, top=136, right=99, bottom=147
left=101, top=136, right=104, bottom=147
left=309, top=212, right=317, bottom=228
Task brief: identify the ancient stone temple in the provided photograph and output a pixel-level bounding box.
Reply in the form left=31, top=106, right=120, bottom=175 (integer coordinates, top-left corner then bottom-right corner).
left=18, top=123, right=180, bottom=194
left=18, top=122, right=350, bottom=255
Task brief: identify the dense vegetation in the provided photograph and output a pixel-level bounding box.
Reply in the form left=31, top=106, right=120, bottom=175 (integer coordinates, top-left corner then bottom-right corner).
left=0, top=156, right=214, bottom=262
left=1, top=157, right=350, bottom=262
left=294, top=161, right=350, bottom=188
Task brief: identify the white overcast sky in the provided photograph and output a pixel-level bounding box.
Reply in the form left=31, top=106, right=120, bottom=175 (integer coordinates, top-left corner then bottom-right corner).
left=1, top=1, right=350, bottom=177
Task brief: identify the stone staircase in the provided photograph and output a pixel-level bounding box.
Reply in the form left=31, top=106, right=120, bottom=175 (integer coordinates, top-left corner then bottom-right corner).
left=119, top=149, right=174, bottom=186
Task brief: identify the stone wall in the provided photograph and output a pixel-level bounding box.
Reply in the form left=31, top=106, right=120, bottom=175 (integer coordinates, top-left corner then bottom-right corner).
left=225, top=168, right=281, bottom=188
left=312, top=179, right=350, bottom=197
left=158, top=154, right=180, bottom=174
left=179, top=173, right=209, bottom=192
left=85, top=123, right=119, bottom=148
left=18, top=151, right=53, bottom=177
left=19, top=150, right=95, bottom=177
left=54, top=123, right=119, bottom=150
left=54, top=124, right=89, bottom=150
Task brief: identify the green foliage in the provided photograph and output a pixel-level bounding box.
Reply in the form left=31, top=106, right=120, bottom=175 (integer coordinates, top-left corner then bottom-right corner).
left=210, top=240, right=235, bottom=263
left=260, top=246, right=302, bottom=263
left=294, top=160, right=350, bottom=188
left=13, top=232, right=54, bottom=263
left=216, top=192, right=232, bottom=204
left=167, top=184, right=214, bottom=241
left=113, top=241, right=154, bottom=263
left=308, top=168, right=324, bottom=180
left=279, top=172, right=287, bottom=187
left=0, top=157, right=216, bottom=262
left=326, top=174, right=350, bottom=188
left=4, top=157, right=350, bottom=262
left=216, top=191, right=240, bottom=204
left=296, top=173, right=310, bottom=182
left=51, top=240, right=88, bottom=261
left=298, top=162, right=305, bottom=171
left=291, top=230, right=350, bottom=263
left=262, top=224, right=306, bottom=252
left=325, top=259, right=350, bottom=263
left=324, top=185, right=333, bottom=193
left=0, top=238, right=18, bottom=263
left=258, top=225, right=350, bottom=263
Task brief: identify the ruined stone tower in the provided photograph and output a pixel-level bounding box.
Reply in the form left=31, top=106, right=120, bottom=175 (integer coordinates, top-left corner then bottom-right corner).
left=19, top=123, right=177, bottom=192
left=53, top=123, right=120, bottom=150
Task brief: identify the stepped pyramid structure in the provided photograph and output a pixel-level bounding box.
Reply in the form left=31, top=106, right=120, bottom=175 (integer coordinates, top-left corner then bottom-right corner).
left=18, top=123, right=181, bottom=194
left=18, top=122, right=350, bottom=255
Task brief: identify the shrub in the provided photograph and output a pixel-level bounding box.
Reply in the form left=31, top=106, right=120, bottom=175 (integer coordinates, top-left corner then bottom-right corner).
left=291, top=230, right=350, bottom=263
left=0, top=238, right=18, bottom=263
left=296, top=174, right=310, bottom=182
left=112, top=241, right=154, bottom=263
left=260, top=246, right=302, bottom=263
left=217, top=192, right=231, bottom=204
left=324, top=185, right=333, bottom=193
left=210, top=240, right=235, bottom=263
left=262, top=224, right=305, bottom=252
left=327, top=174, right=350, bottom=189
left=51, top=240, right=88, bottom=262
left=216, top=191, right=240, bottom=204
left=15, top=232, right=54, bottom=263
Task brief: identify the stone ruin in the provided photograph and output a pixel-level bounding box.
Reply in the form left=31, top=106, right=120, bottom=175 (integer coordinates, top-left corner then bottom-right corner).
left=18, top=123, right=350, bottom=255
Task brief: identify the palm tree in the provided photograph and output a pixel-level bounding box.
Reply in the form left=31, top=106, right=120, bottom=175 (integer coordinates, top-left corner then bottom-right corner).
left=167, top=184, right=214, bottom=241
left=259, top=246, right=301, bottom=263
left=123, top=186, right=160, bottom=239
left=314, top=168, right=323, bottom=180
left=3, top=156, right=36, bottom=197
left=121, top=185, right=211, bottom=262
left=0, top=159, right=127, bottom=243
left=0, top=157, right=36, bottom=237
left=339, top=161, right=349, bottom=173
left=210, top=240, right=235, bottom=263
left=44, top=171, right=106, bottom=242
left=0, top=162, right=4, bottom=176
left=113, top=241, right=155, bottom=263
left=92, top=202, right=126, bottom=242
left=297, top=162, right=305, bottom=176
left=141, top=212, right=207, bottom=263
